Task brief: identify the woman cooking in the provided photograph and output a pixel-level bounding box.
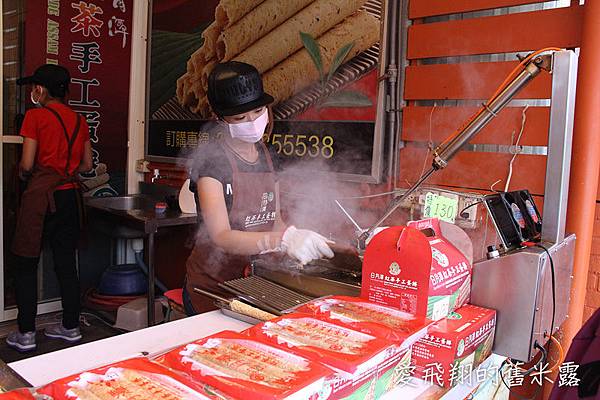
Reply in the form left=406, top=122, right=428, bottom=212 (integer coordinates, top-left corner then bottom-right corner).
left=183, top=61, right=334, bottom=314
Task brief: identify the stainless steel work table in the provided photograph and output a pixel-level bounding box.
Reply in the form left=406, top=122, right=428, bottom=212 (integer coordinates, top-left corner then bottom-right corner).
left=85, top=194, right=197, bottom=325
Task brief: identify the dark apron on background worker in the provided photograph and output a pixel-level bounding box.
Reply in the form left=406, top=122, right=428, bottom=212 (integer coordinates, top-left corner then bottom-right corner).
left=185, top=141, right=277, bottom=313
left=12, top=107, right=83, bottom=257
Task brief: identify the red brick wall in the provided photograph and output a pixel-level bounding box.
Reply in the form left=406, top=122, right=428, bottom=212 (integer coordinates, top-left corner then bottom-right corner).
left=584, top=204, right=600, bottom=322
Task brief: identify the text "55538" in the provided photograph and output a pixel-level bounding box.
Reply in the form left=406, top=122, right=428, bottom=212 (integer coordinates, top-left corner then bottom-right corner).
left=266, top=134, right=334, bottom=159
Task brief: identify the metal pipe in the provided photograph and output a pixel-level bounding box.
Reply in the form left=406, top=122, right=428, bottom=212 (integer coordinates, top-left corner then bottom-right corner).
left=393, top=0, right=410, bottom=190
left=561, top=0, right=600, bottom=369
left=432, top=60, right=544, bottom=169
left=334, top=200, right=363, bottom=233
left=385, top=0, right=400, bottom=183
left=193, top=287, right=231, bottom=304
left=147, top=233, right=155, bottom=325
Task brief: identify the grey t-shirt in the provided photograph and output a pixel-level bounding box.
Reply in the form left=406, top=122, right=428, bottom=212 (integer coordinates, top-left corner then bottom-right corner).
left=189, top=141, right=273, bottom=212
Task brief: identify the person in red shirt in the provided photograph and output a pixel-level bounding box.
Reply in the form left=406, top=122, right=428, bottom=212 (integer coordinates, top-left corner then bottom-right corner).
left=6, top=64, right=92, bottom=352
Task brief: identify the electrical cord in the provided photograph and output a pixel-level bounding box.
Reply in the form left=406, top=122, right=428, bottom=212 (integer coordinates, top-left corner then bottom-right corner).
left=498, top=363, right=543, bottom=400
left=134, top=251, right=169, bottom=293
left=458, top=200, right=484, bottom=219
left=28, top=310, right=128, bottom=333
left=504, top=105, right=529, bottom=192
left=80, top=311, right=128, bottom=333
left=522, top=341, right=549, bottom=376
left=536, top=343, right=549, bottom=372
left=521, top=242, right=557, bottom=368
left=546, top=335, right=565, bottom=372
left=498, top=341, right=547, bottom=399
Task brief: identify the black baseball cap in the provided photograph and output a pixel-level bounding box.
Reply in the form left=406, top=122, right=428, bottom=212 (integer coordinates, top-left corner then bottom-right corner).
left=207, top=61, right=274, bottom=117
left=17, top=64, right=70, bottom=97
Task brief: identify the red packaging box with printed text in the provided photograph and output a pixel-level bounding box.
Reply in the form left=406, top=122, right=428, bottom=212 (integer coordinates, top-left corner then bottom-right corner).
left=412, top=304, right=497, bottom=388
left=37, top=357, right=229, bottom=400
left=361, top=218, right=472, bottom=321
left=294, top=295, right=431, bottom=349
left=153, top=330, right=332, bottom=400
left=247, top=313, right=411, bottom=399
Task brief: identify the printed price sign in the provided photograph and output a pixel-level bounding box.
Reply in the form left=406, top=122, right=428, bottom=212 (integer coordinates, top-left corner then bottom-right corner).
left=424, top=192, right=459, bottom=223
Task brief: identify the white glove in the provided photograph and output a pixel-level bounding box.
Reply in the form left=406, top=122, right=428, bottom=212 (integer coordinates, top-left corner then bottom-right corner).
left=281, top=226, right=334, bottom=265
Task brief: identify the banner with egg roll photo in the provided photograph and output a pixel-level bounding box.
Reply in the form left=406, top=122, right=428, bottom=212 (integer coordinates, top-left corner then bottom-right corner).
left=148, top=0, right=387, bottom=182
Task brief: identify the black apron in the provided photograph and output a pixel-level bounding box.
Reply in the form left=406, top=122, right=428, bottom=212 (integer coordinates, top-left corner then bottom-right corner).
left=12, top=106, right=83, bottom=257
left=185, top=142, right=277, bottom=312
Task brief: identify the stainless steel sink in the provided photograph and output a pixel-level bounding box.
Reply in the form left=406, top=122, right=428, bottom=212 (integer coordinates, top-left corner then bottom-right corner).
left=86, top=195, right=157, bottom=211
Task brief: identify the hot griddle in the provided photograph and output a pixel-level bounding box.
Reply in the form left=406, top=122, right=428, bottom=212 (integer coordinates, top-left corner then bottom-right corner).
left=249, top=251, right=362, bottom=299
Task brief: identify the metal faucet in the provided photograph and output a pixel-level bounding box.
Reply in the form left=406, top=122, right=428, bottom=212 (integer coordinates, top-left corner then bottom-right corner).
left=151, top=168, right=166, bottom=183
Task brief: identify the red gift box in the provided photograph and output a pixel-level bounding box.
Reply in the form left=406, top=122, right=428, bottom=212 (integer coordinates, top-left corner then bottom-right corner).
left=153, top=330, right=332, bottom=400
left=362, top=218, right=472, bottom=321
left=294, top=295, right=432, bottom=348
left=37, top=357, right=221, bottom=399
left=412, top=304, right=497, bottom=388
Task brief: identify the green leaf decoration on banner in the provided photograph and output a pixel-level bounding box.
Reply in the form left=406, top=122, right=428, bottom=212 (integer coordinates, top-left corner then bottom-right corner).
left=300, top=31, right=324, bottom=85
left=319, top=90, right=372, bottom=108
left=327, top=41, right=355, bottom=82
left=149, top=26, right=205, bottom=115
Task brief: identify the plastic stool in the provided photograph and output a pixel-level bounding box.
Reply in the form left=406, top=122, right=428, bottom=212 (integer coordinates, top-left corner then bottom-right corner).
left=164, top=288, right=184, bottom=321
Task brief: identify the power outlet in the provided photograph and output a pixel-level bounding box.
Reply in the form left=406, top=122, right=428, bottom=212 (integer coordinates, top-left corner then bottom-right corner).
left=456, top=199, right=479, bottom=229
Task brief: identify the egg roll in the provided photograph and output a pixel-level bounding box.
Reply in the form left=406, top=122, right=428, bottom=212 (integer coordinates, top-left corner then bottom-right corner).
left=233, top=0, right=368, bottom=73
left=216, top=0, right=316, bottom=61
left=263, top=11, right=380, bottom=103
left=215, top=0, right=268, bottom=28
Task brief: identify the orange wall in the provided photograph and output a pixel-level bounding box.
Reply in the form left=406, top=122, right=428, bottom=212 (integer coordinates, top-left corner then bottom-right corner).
left=402, top=1, right=596, bottom=329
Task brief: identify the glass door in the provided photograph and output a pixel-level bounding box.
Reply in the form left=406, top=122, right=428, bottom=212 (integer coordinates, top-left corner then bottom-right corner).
left=1, top=0, right=62, bottom=322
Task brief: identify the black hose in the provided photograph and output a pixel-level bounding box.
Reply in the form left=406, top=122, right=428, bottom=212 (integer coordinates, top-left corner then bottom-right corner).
left=134, top=251, right=169, bottom=293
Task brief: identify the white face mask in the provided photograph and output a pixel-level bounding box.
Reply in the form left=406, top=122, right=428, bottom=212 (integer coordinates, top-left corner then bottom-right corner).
left=30, top=90, right=40, bottom=106
left=227, top=109, right=269, bottom=143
